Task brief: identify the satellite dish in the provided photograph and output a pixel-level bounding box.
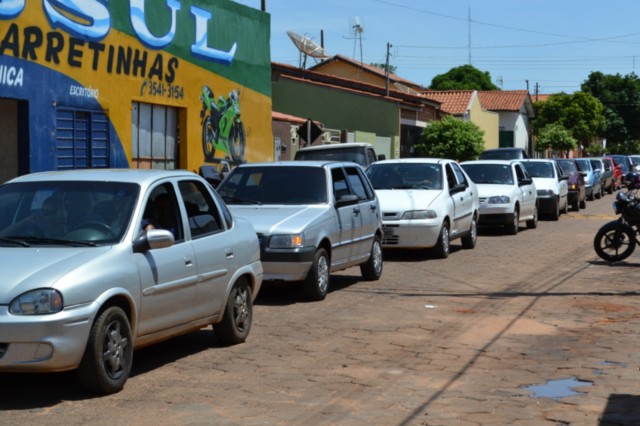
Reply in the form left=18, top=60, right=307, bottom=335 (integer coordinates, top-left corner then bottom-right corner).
left=287, top=31, right=329, bottom=68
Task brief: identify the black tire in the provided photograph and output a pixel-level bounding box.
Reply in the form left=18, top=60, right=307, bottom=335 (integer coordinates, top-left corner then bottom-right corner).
left=572, top=196, right=579, bottom=212
left=595, top=186, right=602, bottom=199
left=78, top=306, right=133, bottom=394
left=580, top=194, right=586, bottom=209
left=563, top=197, right=569, bottom=215
left=506, top=208, right=519, bottom=235
left=526, top=206, right=538, bottom=229
left=461, top=215, right=477, bottom=249
left=432, top=222, right=450, bottom=258
left=303, top=248, right=330, bottom=301
left=229, top=123, right=246, bottom=163
left=550, top=199, right=560, bottom=221
left=215, top=277, right=252, bottom=344
left=593, top=221, right=636, bottom=262
left=608, top=183, right=614, bottom=194
left=202, top=116, right=217, bottom=161
left=360, top=235, right=383, bottom=280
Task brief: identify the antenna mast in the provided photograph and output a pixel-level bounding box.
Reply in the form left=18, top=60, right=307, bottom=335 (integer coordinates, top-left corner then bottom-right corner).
left=352, top=17, right=364, bottom=64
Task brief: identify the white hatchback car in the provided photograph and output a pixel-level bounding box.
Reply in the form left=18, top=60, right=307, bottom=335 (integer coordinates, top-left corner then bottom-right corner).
left=365, top=158, right=479, bottom=258
left=460, top=160, right=538, bottom=235
left=522, top=159, right=569, bottom=220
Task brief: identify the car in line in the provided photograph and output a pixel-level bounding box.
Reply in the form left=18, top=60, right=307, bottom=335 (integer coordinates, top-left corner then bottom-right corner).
left=575, top=158, right=602, bottom=201
left=460, top=160, right=537, bottom=235
left=0, top=169, right=263, bottom=394
left=216, top=161, right=384, bottom=301
left=522, top=159, right=569, bottom=220
left=629, top=154, right=640, bottom=172
left=479, top=147, right=528, bottom=160
left=607, top=154, right=634, bottom=175
left=594, top=157, right=614, bottom=195
left=554, top=158, right=587, bottom=211
left=294, top=142, right=385, bottom=168
left=365, top=158, right=479, bottom=258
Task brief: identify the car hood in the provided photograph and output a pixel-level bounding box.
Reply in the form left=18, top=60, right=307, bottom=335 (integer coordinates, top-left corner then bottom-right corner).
left=474, top=184, right=516, bottom=198
left=375, top=189, right=440, bottom=212
left=0, top=246, right=112, bottom=303
left=532, top=177, right=556, bottom=191
left=228, top=205, right=329, bottom=234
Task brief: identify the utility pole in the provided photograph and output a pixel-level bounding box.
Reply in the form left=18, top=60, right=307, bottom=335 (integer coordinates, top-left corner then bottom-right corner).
left=261, top=0, right=266, bottom=11
left=385, top=42, right=392, bottom=96
left=468, top=8, right=472, bottom=65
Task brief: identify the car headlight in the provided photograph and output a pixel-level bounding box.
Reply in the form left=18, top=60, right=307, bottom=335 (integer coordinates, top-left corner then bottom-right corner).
left=537, top=190, right=554, bottom=197
left=487, top=196, right=510, bottom=204
left=10, top=289, right=63, bottom=315
left=269, top=234, right=304, bottom=249
left=570, top=183, right=577, bottom=190
left=402, top=210, right=437, bottom=220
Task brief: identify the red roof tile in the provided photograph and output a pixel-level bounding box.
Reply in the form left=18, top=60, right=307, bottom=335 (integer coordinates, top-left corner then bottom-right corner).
left=422, top=90, right=475, bottom=115
left=477, top=90, right=530, bottom=111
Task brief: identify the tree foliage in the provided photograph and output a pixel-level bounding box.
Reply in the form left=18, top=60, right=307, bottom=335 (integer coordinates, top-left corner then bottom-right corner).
left=535, top=124, right=577, bottom=158
left=415, top=115, right=485, bottom=161
left=430, top=65, right=500, bottom=91
left=533, top=92, right=605, bottom=149
left=581, top=71, right=640, bottom=153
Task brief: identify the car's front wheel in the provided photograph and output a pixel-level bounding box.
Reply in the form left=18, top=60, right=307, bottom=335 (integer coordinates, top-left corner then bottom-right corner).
left=303, top=248, right=330, bottom=301
left=360, top=235, right=383, bottom=280
left=78, top=306, right=133, bottom=394
left=461, top=216, right=477, bottom=249
left=215, top=277, right=252, bottom=344
left=550, top=198, right=560, bottom=221
left=506, top=208, right=519, bottom=235
left=433, top=222, right=450, bottom=258
left=526, top=206, right=538, bottom=229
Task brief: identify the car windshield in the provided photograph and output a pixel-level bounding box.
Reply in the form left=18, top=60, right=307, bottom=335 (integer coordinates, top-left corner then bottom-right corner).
left=0, top=181, right=139, bottom=246
left=366, top=163, right=443, bottom=190
left=575, top=159, right=592, bottom=172
left=556, top=159, right=578, bottom=175
left=295, top=147, right=367, bottom=167
left=524, top=162, right=554, bottom=178
left=218, top=166, right=328, bottom=205
left=461, top=164, right=514, bottom=185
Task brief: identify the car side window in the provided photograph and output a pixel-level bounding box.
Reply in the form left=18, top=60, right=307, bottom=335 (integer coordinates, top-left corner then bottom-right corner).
left=345, top=166, right=373, bottom=200
left=450, top=163, right=468, bottom=187
left=444, top=164, right=457, bottom=188
left=178, top=180, right=223, bottom=239
left=332, top=168, right=351, bottom=201
left=366, top=149, right=376, bottom=165
left=142, top=183, right=184, bottom=242
left=515, top=164, right=527, bottom=182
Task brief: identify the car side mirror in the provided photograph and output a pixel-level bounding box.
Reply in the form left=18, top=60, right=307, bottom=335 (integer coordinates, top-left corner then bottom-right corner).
left=559, top=175, right=569, bottom=181
left=450, top=183, right=466, bottom=194
left=335, top=193, right=359, bottom=207
left=377, top=154, right=386, bottom=161
left=133, top=229, right=174, bottom=253
left=519, top=178, right=533, bottom=186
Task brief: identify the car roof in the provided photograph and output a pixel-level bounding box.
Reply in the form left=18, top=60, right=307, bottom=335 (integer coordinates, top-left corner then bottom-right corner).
left=482, top=148, right=524, bottom=152
left=297, top=142, right=372, bottom=152
left=369, top=158, right=446, bottom=165
left=234, top=160, right=356, bottom=168
left=460, top=160, right=521, bottom=165
left=6, top=168, right=198, bottom=185
left=522, top=159, right=556, bottom=163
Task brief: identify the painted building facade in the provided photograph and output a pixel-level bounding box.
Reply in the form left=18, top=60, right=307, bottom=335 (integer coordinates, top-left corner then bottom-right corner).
left=0, top=0, right=272, bottom=183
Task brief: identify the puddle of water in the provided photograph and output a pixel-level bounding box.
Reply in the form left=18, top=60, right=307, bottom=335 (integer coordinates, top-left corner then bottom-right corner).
left=523, top=377, right=593, bottom=399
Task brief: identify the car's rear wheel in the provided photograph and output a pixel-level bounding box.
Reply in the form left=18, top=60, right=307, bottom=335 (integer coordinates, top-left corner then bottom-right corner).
left=461, top=216, right=477, bottom=249
left=360, top=235, right=383, bottom=280
left=78, top=306, right=133, bottom=394
left=215, top=277, right=252, bottom=344
left=506, top=208, right=519, bottom=235
left=432, top=222, right=450, bottom=258
left=526, top=206, right=538, bottom=229
left=303, top=248, right=330, bottom=301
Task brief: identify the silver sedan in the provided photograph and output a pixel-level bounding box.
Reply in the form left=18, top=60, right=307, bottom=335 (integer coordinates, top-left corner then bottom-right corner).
left=0, top=169, right=263, bottom=394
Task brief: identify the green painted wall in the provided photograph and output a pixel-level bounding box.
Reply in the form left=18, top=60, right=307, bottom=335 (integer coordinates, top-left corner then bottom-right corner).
left=272, top=79, right=399, bottom=138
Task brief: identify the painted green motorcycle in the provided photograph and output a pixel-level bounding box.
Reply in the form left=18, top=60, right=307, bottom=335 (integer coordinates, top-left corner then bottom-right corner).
left=200, top=86, right=246, bottom=163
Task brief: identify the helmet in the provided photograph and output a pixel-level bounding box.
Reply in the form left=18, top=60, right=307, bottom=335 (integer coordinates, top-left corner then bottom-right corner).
left=623, top=171, right=640, bottom=189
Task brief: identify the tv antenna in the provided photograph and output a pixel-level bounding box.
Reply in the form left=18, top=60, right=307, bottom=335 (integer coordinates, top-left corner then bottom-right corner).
left=347, top=16, right=365, bottom=64
left=286, top=31, right=329, bottom=69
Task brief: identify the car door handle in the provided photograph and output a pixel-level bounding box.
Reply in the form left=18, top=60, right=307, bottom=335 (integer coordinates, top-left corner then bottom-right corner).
left=370, top=205, right=377, bottom=212
left=353, top=208, right=360, bottom=216
left=225, top=249, right=234, bottom=259
left=184, top=256, right=193, bottom=267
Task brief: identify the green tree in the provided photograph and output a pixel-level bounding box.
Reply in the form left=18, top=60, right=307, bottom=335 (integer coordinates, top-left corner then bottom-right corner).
left=533, top=92, right=605, bottom=152
left=535, top=124, right=577, bottom=158
left=430, top=65, right=500, bottom=90
left=581, top=71, right=640, bottom=153
left=415, top=115, right=485, bottom=161
left=370, top=63, right=397, bottom=75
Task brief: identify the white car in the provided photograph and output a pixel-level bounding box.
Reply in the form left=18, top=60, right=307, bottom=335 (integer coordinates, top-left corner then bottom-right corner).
left=460, top=160, right=538, bottom=235
left=365, top=158, right=479, bottom=258
left=522, top=159, right=569, bottom=220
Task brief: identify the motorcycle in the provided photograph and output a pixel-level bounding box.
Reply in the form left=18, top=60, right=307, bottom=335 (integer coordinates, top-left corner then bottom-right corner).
left=593, top=174, right=640, bottom=262
left=200, top=86, right=246, bottom=163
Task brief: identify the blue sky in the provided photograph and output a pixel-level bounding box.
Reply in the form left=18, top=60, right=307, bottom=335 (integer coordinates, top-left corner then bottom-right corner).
left=233, top=0, right=640, bottom=94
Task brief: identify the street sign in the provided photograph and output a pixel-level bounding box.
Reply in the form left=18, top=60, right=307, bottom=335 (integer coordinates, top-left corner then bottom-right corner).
left=298, top=119, right=323, bottom=144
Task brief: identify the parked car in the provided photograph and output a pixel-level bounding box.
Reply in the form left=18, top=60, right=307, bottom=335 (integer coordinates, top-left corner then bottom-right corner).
left=522, top=159, right=569, bottom=220
left=365, top=158, right=479, bottom=258
left=594, top=157, right=614, bottom=195
left=575, top=158, right=602, bottom=200
left=554, top=158, right=587, bottom=210
left=460, top=160, right=537, bottom=235
left=0, top=170, right=263, bottom=394
left=629, top=154, right=640, bottom=172
left=217, top=161, right=384, bottom=301
left=479, top=147, right=528, bottom=160
left=607, top=154, right=634, bottom=175
left=294, top=142, right=385, bottom=168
